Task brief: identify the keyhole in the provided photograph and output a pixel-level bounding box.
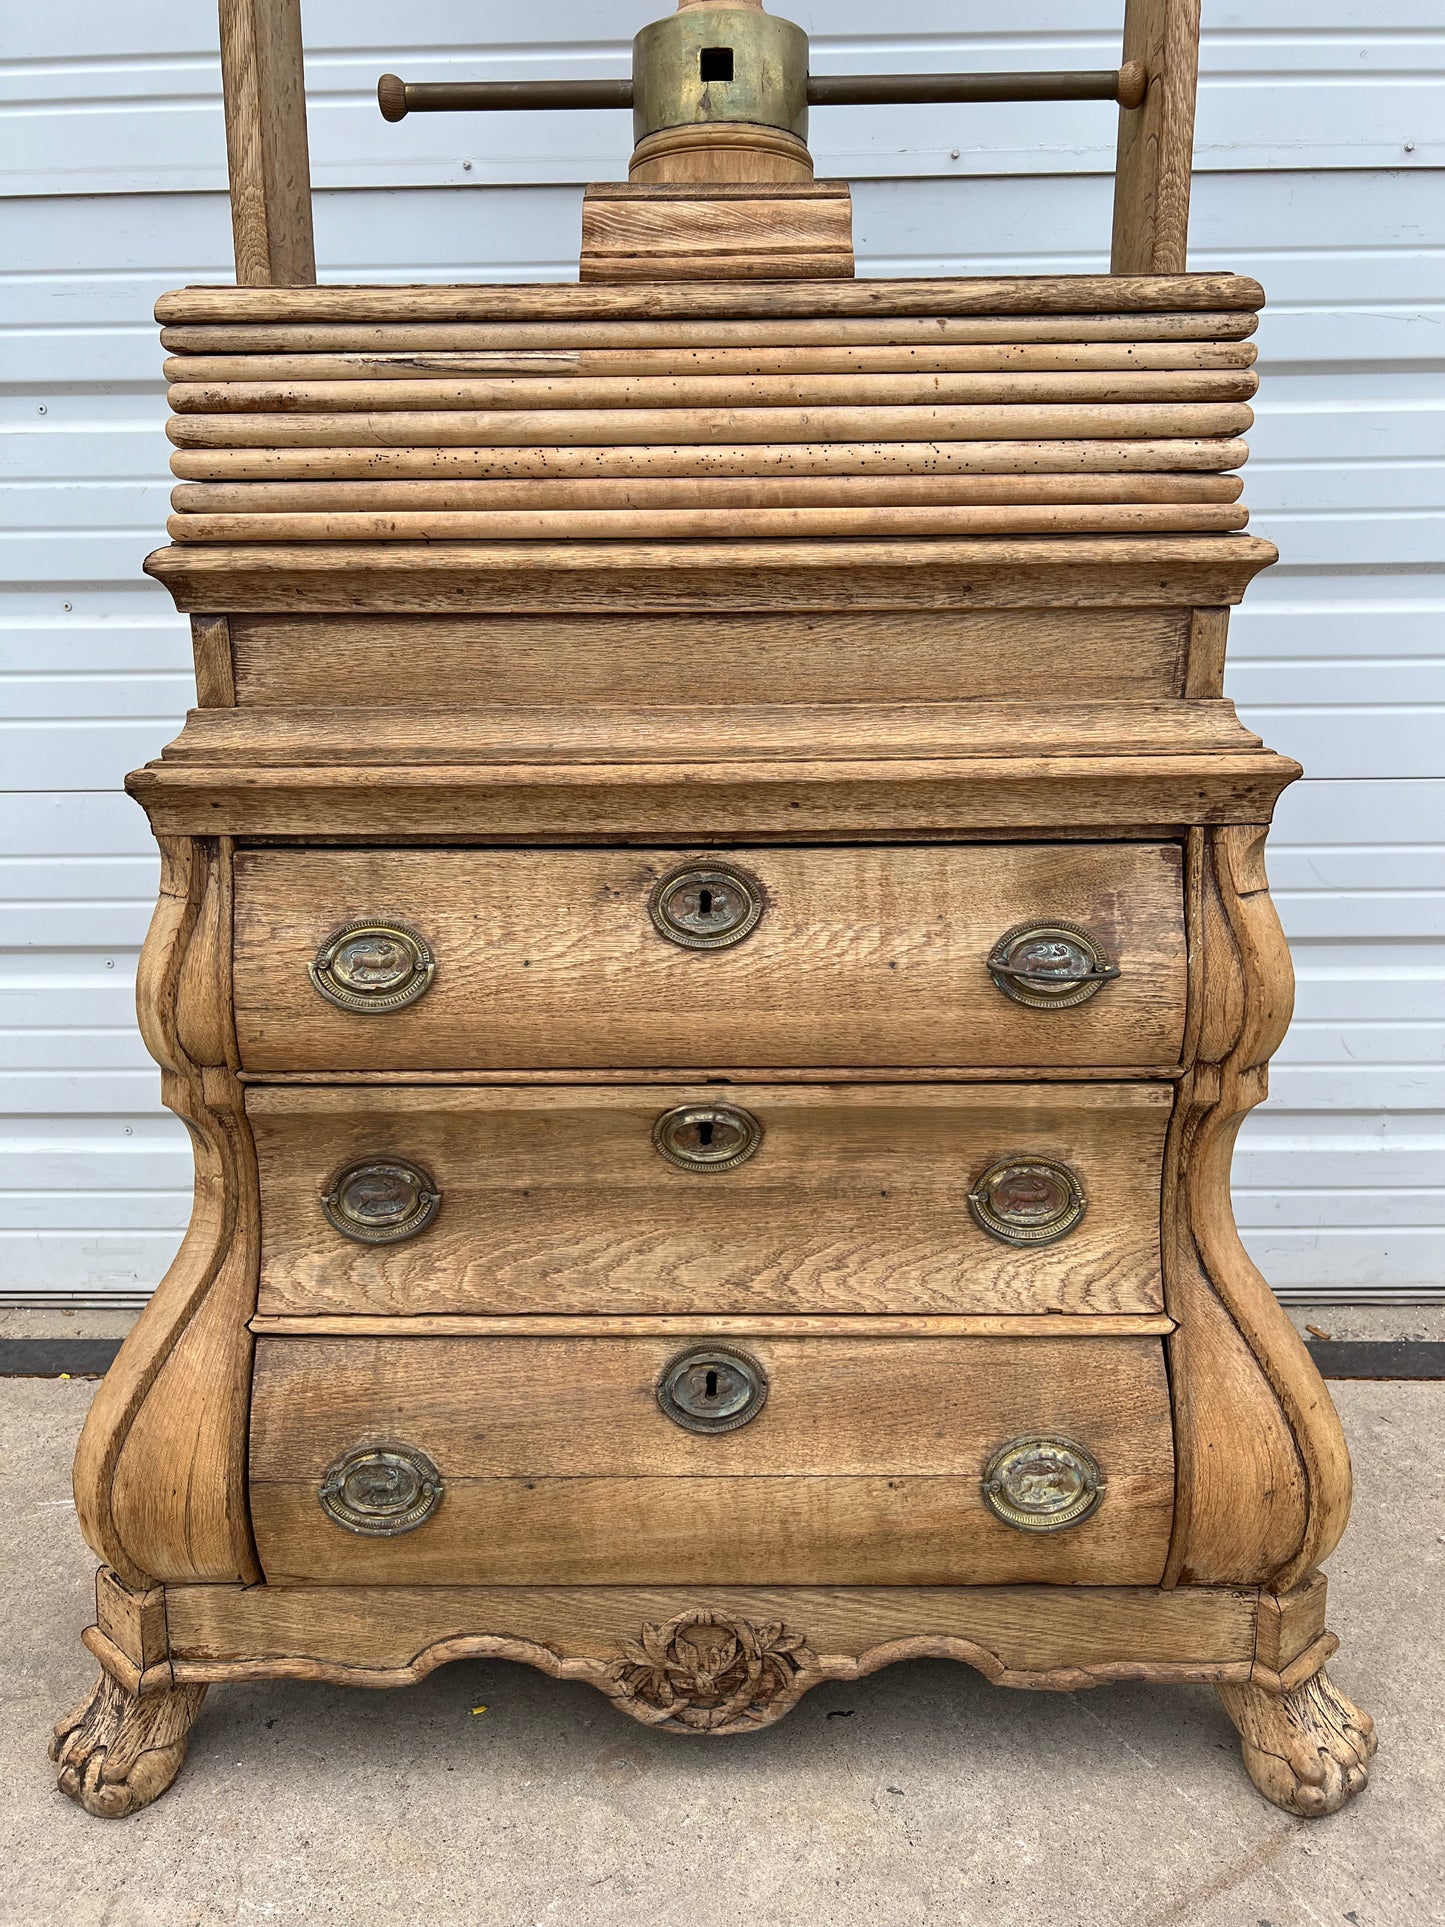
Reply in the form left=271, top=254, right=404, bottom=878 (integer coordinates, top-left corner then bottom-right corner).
left=696, top=1119, right=715, bottom=1147
left=698, top=888, right=713, bottom=917
left=700, top=46, right=734, bottom=82
left=704, top=1369, right=719, bottom=1400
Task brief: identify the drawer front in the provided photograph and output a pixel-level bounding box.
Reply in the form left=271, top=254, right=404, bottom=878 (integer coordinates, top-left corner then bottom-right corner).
left=249, top=1335, right=1175, bottom=1586
left=233, top=843, right=1186, bottom=1072
left=251, top=1081, right=1170, bottom=1318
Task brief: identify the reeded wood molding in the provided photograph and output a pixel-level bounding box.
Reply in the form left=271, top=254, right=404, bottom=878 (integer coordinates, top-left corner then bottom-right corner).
left=153, top=275, right=1265, bottom=324
left=72, top=837, right=261, bottom=1589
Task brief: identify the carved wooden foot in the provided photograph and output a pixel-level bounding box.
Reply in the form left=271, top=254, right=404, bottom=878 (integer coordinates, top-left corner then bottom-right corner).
left=1217, top=1666, right=1375, bottom=1816
left=51, top=1671, right=207, bottom=1818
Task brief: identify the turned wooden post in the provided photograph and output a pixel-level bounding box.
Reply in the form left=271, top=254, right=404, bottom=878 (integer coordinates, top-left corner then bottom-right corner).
left=1111, top=0, right=1201, bottom=273
left=218, top=0, right=316, bottom=285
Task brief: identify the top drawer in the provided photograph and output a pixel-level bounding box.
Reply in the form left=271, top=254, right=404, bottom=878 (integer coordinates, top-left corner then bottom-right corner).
left=233, top=843, right=1185, bottom=1072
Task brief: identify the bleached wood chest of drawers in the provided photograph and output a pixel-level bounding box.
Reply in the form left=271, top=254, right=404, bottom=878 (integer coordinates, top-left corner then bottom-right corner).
left=52, top=0, right=1375, bottom=1822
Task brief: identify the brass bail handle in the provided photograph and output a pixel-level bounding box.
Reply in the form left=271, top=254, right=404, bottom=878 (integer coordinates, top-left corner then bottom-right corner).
left=377, top=1, right=1148, bottom=125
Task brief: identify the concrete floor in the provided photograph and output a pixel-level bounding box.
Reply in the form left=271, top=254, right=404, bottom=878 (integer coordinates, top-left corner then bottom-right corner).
left=4, top=1376, right=1442, bottom=1927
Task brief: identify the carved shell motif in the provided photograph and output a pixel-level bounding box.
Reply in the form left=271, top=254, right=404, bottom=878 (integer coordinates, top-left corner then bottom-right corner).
left=606, top=1610, right=815, bottom=1733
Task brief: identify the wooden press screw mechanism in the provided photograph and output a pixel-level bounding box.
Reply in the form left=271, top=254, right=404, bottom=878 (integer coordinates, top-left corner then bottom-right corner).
left=379, top=0, right=1148, bottom=185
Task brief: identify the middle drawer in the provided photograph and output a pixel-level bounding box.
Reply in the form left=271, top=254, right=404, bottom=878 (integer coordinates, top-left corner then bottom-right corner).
left=250, top=1081, right=1171, bottom=1318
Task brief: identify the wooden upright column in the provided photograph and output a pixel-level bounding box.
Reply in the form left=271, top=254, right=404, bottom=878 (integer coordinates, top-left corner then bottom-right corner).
left=1111, top=0, right=1201, bottom=273
left=218, top=0, right=316, bottom=285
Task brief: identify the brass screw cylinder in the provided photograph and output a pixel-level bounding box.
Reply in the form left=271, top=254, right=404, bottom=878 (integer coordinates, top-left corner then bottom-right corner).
left=632, top=4, right=809, bottom=144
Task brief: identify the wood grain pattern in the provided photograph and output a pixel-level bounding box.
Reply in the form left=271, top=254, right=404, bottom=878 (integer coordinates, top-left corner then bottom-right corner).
left=71, top=839, right=260, bottom=1589
left=168, top=437, right=1251, bottom=482
left=168, top=505, right=1250, bottom=544
left=247, top=1081, right=1172, bottom=1317
left=141, top=535, right=1280, bottom=618
left=580, top=182, right=854, bottom=281
left=158, top=313, right=1260, bottom=353
left=1112, top=0, right=1202, bottom=275
left=166, top=371, right=1259, bottom=414
left=163, top=343, right=1258, bottom=384
left=231, top=843, right=1187, bottom=1072
left=1160, top=828, right=1353, bottom=1590
left=132, top=754, right=1298, bottom=844
left=164, top=401, right=1255, bottom=451
left=168, top=699, right=1262, bottom=766
left=217, top=0, right=314, bottom=287
left=249, top=1315, right=1178, bottom=1337
left=227, top=608, right=1192, bottom=708
left=152, top=277, right=1265, bottom=324
left=163, top=1581, right=1259, bottom=1681
left=248, top=1334, right=1174, bottom=1585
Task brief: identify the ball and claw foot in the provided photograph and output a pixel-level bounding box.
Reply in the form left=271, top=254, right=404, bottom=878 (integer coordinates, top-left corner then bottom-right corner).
left=1217, top=1666, right=1376, bottom=1817
left=51, top=1671, right=208, bottom=1818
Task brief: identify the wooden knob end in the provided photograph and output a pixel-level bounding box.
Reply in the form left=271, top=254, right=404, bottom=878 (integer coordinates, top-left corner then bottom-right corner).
left=1118, top=61, right=1148, bottom=110
left=377, top=74, right=409, bottom=122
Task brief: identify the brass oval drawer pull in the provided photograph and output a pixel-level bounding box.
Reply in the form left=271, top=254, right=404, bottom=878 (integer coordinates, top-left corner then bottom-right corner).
left=987, top=920, right=1119, bottom=1009
left=968, top=1156, right=1086, bottom=1245
left=321, top=1158, right=441, bottom=1244
left=982, top=1436, right=1105, bottom=1533
left=649, top=862, right=764, bottom=950
left=318, top=1444, right=443, bottom=1536
left=309, top=918, right=435, bottom=1014
left=658, top=1346, right=769, bottom=1434
left=653, top=1102, right=763, bottom=1173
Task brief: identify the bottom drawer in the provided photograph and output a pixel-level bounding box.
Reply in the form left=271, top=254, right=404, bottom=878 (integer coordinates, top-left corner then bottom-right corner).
left=249, top=1334, right=1175, bottom=1586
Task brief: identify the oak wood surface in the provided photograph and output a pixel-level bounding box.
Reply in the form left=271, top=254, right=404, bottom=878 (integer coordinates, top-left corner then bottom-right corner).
left=248, top=1314, right=1178, bottom=1337
left=163, top=342, right=1258, bottom=383
left=167, top=505, right=1250, bottom=543
left=247, top=1334, right=1174, bottom=1585
left=181, top=472, right=1244, bottom=512
left=579, top=184, right=855, bottom=282
left=227, top=607, right=1192, bottom=708
left=168, top=437, right=1251, bottom=482
left=152, top=276, right=1265, bottom=324
left=164, top=401, right=1255, bottom=450
left=163, top=1581, right=1259, bottom=1678
left=1112, top=0, right=1202, bottom=276
left=131, top=754, right=1299, bottom=843
left=247, top=1080, right=1172, bottom=1317
left=231, top=842, right=1187, bottom=1072
left=141, top=534, right=1279, bottom=616
left=168, top=699, right=1262, bottom=766
left=159, top=313, right=1260, bottom=353
left=217, top=0, right=315, bottom=287
left=166, top=371, right=1259, bottom=414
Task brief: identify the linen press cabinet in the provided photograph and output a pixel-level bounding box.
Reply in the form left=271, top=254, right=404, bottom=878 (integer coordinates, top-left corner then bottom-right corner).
left=53, top=0, right=1376, bottom=1818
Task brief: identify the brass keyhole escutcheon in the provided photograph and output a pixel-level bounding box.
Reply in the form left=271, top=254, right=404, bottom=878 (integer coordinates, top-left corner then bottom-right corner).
left=648, top=862, right=764, bottom=950
left=318, top=1444, right=444, bottom=1536
left=658, top=1346, right=768, bottom=1434
left=981, top=1437, right=1105, bottom=1533
left=653, top=1103, right=763, bottom=1173
left=321, top=1157, right=441, bottom=1245
left=309, top=918, right=435, bottom=1014
left=968, top=1156, right=1087, bottom=1246
left=986, top=920, right=1119, bottom=1009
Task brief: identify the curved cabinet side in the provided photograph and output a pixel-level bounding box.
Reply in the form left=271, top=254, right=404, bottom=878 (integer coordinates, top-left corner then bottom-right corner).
left=73, top=835, right=262, bottom=1588
left=1163, top=826, right=1350, bottom=1589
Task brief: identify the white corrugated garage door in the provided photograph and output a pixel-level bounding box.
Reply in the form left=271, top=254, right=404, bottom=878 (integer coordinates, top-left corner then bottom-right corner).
left=1, top=3, right=1441, bottom=1301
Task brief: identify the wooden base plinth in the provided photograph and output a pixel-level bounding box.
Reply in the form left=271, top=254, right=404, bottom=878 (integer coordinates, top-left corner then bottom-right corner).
left=57, top=1569, right=1373, bottom=1815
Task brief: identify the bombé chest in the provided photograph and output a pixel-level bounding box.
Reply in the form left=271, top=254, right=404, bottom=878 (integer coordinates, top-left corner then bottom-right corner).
left=53, top=0, right=1375, bottom=1823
